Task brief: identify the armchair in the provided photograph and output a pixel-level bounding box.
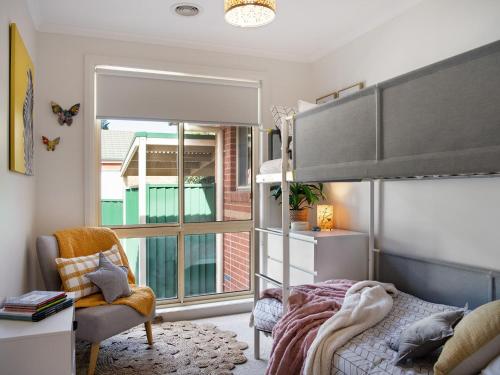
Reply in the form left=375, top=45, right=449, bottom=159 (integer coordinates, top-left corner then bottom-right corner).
left=36, top=235, right=155, bottom=375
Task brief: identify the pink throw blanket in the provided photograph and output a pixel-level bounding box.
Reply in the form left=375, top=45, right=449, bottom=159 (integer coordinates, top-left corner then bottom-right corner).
left=265, top=280, right=355, bottom=375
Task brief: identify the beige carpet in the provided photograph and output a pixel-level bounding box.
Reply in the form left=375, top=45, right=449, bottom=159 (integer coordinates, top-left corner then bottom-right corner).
left=76, top=320, right=249, bottom=375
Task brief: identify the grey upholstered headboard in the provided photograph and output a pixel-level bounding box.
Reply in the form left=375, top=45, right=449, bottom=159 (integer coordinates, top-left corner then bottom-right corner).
left=376, top=251, right=499, bottom=309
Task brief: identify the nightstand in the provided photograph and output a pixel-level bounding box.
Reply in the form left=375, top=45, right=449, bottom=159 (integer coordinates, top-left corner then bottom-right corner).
left=265, top=228, right=368, bottom=285
left=0, top=293, right=75, bottom=375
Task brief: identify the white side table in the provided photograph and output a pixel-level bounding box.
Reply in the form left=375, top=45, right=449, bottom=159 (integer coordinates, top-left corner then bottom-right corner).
left=0, top=293, right=75, bottom=375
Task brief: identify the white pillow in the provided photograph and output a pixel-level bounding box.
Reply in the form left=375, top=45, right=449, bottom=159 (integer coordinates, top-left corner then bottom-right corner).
left=297, top=99, right=318, bottom=112
left=482, top=355, right=500, bottom=375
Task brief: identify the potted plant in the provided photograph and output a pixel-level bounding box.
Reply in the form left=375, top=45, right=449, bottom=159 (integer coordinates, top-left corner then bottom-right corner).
left=271, top=183, right=326, bottom=224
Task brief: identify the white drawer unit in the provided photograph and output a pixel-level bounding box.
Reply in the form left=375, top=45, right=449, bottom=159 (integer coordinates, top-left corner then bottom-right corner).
left=264, top=228, right=368, bottom=286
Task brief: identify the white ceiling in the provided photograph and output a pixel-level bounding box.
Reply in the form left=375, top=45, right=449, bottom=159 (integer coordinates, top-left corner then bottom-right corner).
left=27, top=0, right=423, bottom=63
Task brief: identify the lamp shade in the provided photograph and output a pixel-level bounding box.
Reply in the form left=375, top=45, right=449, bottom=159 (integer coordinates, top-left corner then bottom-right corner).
left=224, top=0, right=276, bottom=28
left=317, top=205, right=334, bottom=231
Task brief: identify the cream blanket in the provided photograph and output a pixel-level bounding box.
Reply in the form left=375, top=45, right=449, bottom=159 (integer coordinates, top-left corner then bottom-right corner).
left=303, top=280, right=398, bottom=375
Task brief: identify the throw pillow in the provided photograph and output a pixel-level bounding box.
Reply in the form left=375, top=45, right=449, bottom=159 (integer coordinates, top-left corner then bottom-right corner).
left=482, top=355, right=500, bottom=375
left=55, top=245, right=123, bottom=300
left=434, top=300, right=500, bottom=375
left=395, top=309, right=465, bottom=364
left=86, top=252, right=132, bottom=304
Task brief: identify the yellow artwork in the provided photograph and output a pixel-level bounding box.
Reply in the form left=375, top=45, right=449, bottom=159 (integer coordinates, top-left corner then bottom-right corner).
left=10, top=23, right=34, bottom=175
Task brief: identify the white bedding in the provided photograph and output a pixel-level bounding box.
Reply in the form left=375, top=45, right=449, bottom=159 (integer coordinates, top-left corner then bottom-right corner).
left=259, top=158, right=291, bottom=174
left=332, top=291, right=461, bottom=374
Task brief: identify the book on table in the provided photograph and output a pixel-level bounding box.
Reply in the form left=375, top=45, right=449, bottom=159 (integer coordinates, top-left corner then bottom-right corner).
left=0, top=291, right=73, bottom=322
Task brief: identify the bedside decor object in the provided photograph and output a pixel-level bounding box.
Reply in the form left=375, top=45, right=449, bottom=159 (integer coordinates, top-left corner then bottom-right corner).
left=51, top=102, right=80, bottom=126
left=317, top=205, right=334, bottom=231
left=271, top=182, right=325, bottom=225
left=224, top=0, right=276, bottom=28
left=291, top=221, right=309, bottom=231
left=316, top=81, right=365, bottom=104
left=9, top=23, right=34, bottom=176
left=42, top=136, right=60, bottom=151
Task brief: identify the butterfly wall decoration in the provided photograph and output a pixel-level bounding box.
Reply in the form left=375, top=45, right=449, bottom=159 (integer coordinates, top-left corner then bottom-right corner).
left=51, top=102, right=80, bottom=126
left=42, top=136, right=60, bottom=151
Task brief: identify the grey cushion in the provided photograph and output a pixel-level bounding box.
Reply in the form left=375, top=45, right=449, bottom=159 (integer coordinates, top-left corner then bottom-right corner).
left=76, top=304, right=155, bottom=343
left=395, top=309, right=465, bottom=364
left=86, top=252, right=131, bottom=303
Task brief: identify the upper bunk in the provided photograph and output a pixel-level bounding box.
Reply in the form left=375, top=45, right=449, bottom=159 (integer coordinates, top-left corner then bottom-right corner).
left=291, top=39, right=500, bottom=183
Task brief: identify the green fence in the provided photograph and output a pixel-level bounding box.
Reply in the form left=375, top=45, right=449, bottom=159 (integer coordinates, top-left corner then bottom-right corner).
left=101, top=184, right=216, bottom=299
left=101, top=200, right=123, bottom=226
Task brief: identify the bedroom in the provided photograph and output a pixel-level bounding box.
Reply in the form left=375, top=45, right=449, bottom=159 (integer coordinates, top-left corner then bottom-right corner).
left=0, top=0, right=499, bottom=374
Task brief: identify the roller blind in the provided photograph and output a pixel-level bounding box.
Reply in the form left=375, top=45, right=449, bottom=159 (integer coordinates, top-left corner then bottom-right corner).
left=96, top=70, right=259, bottom=125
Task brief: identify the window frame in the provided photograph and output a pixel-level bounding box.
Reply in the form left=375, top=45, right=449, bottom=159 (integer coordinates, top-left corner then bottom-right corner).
left=85, top=57, right=263, bottom=307
left=100, top=123, right=256, bottom=306
left=236, top=126, right=252, bottom=191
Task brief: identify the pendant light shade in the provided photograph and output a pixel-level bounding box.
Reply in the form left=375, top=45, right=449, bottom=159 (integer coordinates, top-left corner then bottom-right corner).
left=224, top=0, right=276, bottom=28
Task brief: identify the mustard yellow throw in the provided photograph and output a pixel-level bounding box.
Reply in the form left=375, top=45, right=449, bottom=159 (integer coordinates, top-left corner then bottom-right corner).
left=54, top=227, right=155, bottom=316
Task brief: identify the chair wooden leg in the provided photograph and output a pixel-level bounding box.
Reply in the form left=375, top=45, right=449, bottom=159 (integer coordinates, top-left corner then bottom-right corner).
left=88, top=342, right=100, bottom=375
left=145, top=321, right=153, bottom=345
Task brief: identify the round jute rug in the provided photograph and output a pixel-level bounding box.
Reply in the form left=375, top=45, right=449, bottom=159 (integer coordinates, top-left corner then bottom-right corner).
left=76, top=320, right=249, bottom=375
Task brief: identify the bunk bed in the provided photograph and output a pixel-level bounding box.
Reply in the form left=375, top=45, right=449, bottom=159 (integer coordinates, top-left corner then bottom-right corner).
left=253, top=39, right=500, bottom=373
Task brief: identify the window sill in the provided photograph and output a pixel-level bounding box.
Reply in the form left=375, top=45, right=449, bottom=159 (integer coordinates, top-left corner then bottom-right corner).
left=156, top=298, right=253, bottom=321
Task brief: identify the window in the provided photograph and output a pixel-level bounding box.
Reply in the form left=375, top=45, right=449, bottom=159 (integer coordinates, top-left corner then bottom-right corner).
left=237, top=127, right=252, bottom=189
left=99, top=120, right=253, bottom=305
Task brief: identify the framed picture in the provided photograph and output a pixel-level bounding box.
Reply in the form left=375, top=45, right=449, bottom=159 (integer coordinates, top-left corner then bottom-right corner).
left=316, top=81, right=365, bottom=104
left=10, top=23, right=34, bottom=176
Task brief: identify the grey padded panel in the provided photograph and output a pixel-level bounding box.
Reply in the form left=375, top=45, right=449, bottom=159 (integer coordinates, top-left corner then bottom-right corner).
left=294, top=40, right=500, bottom=182
left=376, top=251, right=496, bottom=309
left=294, top=89, right=376, bottom=177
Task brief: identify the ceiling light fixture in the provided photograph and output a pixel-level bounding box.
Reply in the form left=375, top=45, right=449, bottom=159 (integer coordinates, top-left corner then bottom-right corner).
left=224, top=0, right=276, bottom=28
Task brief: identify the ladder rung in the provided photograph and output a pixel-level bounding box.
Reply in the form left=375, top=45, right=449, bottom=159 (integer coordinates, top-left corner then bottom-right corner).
left=255, top=273, right=282, bottom=287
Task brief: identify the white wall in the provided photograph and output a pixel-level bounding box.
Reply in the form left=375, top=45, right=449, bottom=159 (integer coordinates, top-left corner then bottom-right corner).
left=34, top=32, right=313, bottom=243
left=313, top=0, right=500, bottom=270
left=0, top=0, right=37, bottom=300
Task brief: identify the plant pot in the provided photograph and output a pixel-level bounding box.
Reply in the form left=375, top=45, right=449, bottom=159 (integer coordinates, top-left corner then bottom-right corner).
left=290, top=208, right=308, bottom=223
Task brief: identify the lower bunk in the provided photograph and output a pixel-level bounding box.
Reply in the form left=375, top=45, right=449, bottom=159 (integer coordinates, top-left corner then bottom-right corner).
left=252, top=253, right=500, bottom=375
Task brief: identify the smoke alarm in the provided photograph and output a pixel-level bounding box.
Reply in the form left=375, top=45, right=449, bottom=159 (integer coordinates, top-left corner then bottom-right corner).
left=172, top=3, right=201, bottom=17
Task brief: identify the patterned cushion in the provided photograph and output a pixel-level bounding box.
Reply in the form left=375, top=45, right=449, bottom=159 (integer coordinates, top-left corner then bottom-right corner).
left=55, top=245, right=123, bottom=300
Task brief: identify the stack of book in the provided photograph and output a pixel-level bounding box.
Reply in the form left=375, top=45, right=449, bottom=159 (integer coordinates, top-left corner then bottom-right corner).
left=0, top=291, right=73, bottom=322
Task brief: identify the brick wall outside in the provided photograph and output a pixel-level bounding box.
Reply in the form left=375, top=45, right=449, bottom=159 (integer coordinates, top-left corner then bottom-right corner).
left=222, top=127, right=251, bottom=292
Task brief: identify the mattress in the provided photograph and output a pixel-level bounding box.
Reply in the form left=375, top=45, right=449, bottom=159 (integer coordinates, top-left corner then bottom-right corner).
left=332, top=291, right=461, bottom=375
left=253, top=297, right=283, bottom=333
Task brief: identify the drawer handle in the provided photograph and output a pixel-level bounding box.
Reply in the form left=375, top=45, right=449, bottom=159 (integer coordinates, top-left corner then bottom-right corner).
left=267, top=256, right=318, bottom=276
